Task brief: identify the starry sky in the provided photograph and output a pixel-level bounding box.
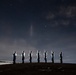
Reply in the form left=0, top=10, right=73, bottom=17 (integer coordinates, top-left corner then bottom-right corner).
left=0, top=0, right=76, bottom=63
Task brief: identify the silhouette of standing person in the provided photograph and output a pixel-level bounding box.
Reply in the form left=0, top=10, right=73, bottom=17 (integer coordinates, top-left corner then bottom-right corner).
left=44, top=51, right=47, bottom=63
left=51, top=52, right=54, bottom=63
left=13, top=51, right=17, bottom=64
left=37, top=51, right=40, bottom=63
left=29, top=51, right=32, bottom=63
left=60, top=52, right=63, bottom=63
left=22, top=51, right=25, bottom=64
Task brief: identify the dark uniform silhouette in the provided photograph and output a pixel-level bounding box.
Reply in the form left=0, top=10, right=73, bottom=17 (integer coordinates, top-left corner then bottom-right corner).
left=51, top=52, right=54, bottom=63
left=37, top=51, right=40, bottom=63
left=60, top=52, right=63, bottom=63
left=13, top=51, right=17, bottom=64
left=44, top=51, right=47, bottom=63
left=22, top=51, right=25, bottom=64
left=29, top=51, right=32, bottom=63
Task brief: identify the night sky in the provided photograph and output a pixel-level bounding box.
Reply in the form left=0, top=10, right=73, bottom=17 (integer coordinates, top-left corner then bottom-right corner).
left=0, top=0, right=76, bottom=63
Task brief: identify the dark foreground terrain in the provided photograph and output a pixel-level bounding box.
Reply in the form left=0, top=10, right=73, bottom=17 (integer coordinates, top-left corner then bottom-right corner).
left=0, top=63, right=76, bottom=75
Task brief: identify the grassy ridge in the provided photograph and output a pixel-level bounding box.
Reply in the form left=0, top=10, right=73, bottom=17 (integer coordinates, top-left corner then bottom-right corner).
left=0, top=63, right=76, bottom=75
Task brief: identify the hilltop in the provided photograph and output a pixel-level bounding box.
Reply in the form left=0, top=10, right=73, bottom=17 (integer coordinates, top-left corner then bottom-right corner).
left=0, top=63, right=76, bottom=75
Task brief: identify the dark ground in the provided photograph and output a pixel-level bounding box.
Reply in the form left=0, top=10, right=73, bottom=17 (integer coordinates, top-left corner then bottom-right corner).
left=0, top=63, right=76, bottom=75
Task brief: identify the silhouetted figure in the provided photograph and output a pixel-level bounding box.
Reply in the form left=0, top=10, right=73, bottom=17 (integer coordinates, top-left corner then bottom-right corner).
left=22, top=51, right=25, bottom=64
left=29, top=51, right=32, bottom=63
left=51, top=52, right=54, bottom=63
left=60, top=52, right=63, bottom=63
left=37, top=51, right=40, bottom=63
left=13, top=51, right=17, bottom=64
left=44, top=51, right=47, bottom=63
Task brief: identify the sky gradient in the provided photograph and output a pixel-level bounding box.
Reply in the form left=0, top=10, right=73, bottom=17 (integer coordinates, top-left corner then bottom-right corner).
left=0, top=0, right=76, bottom=63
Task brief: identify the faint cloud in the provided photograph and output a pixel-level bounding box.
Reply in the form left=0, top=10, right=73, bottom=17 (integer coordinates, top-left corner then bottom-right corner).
left=0, top=37, right=37, bottom=59
left=46, top=12, right=55, bottom=20
left=61, top=20, right=69, bottom=26
left=48, top=20, right=69, bottom=27
left=59, top=6, right=76, bottom=18
left=49, top=21, right=59, bottom=27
